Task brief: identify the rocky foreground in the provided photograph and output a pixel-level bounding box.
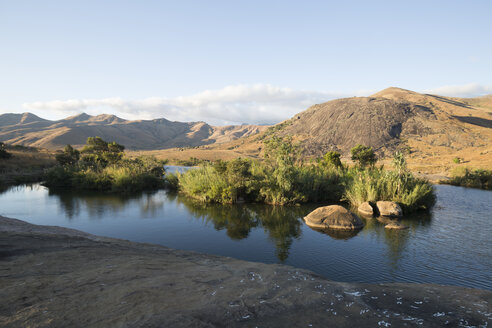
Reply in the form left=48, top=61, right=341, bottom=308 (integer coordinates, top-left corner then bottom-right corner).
left=0, top=216, right=490, bottom=327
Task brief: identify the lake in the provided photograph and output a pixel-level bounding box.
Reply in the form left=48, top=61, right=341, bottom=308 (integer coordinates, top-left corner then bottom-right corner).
left=1, top=179, right=491, bottom=290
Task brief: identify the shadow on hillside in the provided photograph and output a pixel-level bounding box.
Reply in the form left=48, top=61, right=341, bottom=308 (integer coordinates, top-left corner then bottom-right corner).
left=425, top=94, right=474, bottom=109
left=453, top=116, right=492, bottom=129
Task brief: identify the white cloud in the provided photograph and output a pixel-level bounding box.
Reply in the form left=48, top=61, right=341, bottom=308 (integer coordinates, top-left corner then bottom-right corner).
left=23, top=83, right=491, bottom=126
left=23, top=84, right=368, bottom=125
left=424, top=83, right=492, bottom=98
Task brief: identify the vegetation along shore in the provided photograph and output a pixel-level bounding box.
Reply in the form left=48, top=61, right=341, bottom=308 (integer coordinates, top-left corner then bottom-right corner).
left=174, top=137, right=436, bottom=214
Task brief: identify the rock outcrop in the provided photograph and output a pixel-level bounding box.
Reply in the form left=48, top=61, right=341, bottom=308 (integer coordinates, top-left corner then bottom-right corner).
left=376, top=201, right=403, bottom=217
left=304, top=205, right=364, bottom=230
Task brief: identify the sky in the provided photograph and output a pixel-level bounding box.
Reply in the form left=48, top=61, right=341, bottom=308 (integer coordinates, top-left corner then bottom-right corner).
left=1, top=0, right=491, bottom=125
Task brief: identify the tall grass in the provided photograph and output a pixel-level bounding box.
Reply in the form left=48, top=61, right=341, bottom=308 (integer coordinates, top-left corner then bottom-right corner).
left=176, top=154, right=435, bottom=214
left=343, top=167, right=435, bottom=213
left=179, top=158, right=347, bottom=205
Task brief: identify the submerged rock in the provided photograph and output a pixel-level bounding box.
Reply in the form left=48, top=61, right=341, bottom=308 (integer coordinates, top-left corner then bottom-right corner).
left=358, top=202, right=374, bottom=217
left=304, top=205, right=364, bottom=230
left=385, top=222, right=409, bottom=230
left=376, top=201, right=403, bottom=217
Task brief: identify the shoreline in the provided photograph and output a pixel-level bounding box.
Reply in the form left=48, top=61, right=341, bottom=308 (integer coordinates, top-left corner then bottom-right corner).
left=1, top=216, right=490, bottom=327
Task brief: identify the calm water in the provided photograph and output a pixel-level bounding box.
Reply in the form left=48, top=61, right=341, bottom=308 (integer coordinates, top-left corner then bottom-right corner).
left=1, top=180, right=491, bottom=290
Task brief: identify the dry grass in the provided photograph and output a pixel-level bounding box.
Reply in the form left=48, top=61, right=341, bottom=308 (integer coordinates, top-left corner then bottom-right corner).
left=0, top=146, right=56, bottom=184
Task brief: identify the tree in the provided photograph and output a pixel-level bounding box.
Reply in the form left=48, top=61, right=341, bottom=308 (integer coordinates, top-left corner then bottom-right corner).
left=322, top=151, right=342, bottom=168
left=350, top=144, right=377, bottom=167
left=55, top=144, right=80, bottom=166
left=263, top=136, right=300, bottom=167
left=0, top=142, right=12, bottom=159
left=81, top=137, right=124, bottom=167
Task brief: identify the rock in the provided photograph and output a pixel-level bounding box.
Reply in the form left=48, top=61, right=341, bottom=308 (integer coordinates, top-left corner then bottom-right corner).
left=304, top=205, right=364, bottom=230
left=358, top=202, right=374, bottom=216
left=385, top=222, right=409, bottom=230
left=376, top=201, right=403, bottom=217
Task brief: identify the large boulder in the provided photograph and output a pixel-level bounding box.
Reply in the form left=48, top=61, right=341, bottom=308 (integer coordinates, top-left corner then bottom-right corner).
left=358, top=202, right=374, bottom=216
left=376, top=201, right=403, bottom=217
left=304, top=205, right=364, bottom=230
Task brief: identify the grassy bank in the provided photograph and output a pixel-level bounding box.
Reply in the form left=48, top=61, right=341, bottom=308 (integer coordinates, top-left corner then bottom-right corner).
left=0, top=144, right=56, bottom=186
left=175, top=140, right=435, bottom=214
left=441, top=167, right=492, bottom=190
left=44, top=138, right=167, bottom=193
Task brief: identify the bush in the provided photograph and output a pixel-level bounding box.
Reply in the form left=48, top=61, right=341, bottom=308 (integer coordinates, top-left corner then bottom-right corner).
left=179, top=158, right=259, bottom=203
left=0, top=142, right=12, bottom=159
left=44, top=138, right=166, bottom=193
left=444, top=168, right=492, bottom=190
left=321, top=151, right=343, bottom=168
left=80, top=137, right=125, bottom=168
left=178, top=157, right=346, bottom=205
left=55, top=145, right=80, bottom=166
left=351, top=144, right=377, bottom=167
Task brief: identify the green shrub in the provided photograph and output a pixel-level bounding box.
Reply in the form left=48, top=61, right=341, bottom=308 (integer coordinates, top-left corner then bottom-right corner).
left=44, top=138, right=166, bottom=193
left=55, top=145, right=80, bottom=166
left=178, top=157, right=345, bottom=205
left=351, top=144, right=377, bottom=167
left=80, top=137, right=125, bottom=168
left=444, top=168, right=492, bottom=190
left=0, top=142, right=12, bottom=159
left=321, top=151, right=343, bottom=168
left=179, top=158, right=259, bottom=203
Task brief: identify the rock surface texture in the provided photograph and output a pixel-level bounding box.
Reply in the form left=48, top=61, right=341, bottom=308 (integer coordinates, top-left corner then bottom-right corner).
left=0, top=216, right=491, bottom=328
left=376, top=201, right=403, bottom=217
left=357, top=202, right=374, bottom=216
left=304, top=205, right=364, bottom=230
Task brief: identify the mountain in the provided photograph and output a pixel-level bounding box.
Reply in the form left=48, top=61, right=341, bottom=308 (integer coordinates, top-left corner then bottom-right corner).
left=0, top=113, right=48, bottom=127
left=0, top=113, right=267, bottom=150
left=264, top=87, right=492, bottom=157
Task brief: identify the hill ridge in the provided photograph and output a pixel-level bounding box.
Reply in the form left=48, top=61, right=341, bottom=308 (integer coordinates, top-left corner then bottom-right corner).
left=0, top=112, right=268, bottom=150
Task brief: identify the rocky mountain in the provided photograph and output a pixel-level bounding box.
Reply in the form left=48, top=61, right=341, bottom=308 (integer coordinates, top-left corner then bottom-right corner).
left=264, top=87, right=492, bottom=158
left=0, top=113, right=267, bottom=150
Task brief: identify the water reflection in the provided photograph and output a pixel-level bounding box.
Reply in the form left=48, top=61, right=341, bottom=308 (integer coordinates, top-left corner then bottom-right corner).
left=360, top=212, right=432, bottom=269
left=49, top=189, right=165, bottom=219
left=309, top=227, right=361, bottom=240
left=175, top=195, right=307, bottom=261
left=39, top=185, right=434, bottom=264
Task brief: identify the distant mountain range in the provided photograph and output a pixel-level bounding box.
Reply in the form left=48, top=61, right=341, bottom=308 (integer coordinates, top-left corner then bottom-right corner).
left=0, top=113, right=267, bottom=150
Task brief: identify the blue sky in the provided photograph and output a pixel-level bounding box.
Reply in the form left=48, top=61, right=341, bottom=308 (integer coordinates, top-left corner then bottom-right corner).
left=1, top=0, right=491, bottom=124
